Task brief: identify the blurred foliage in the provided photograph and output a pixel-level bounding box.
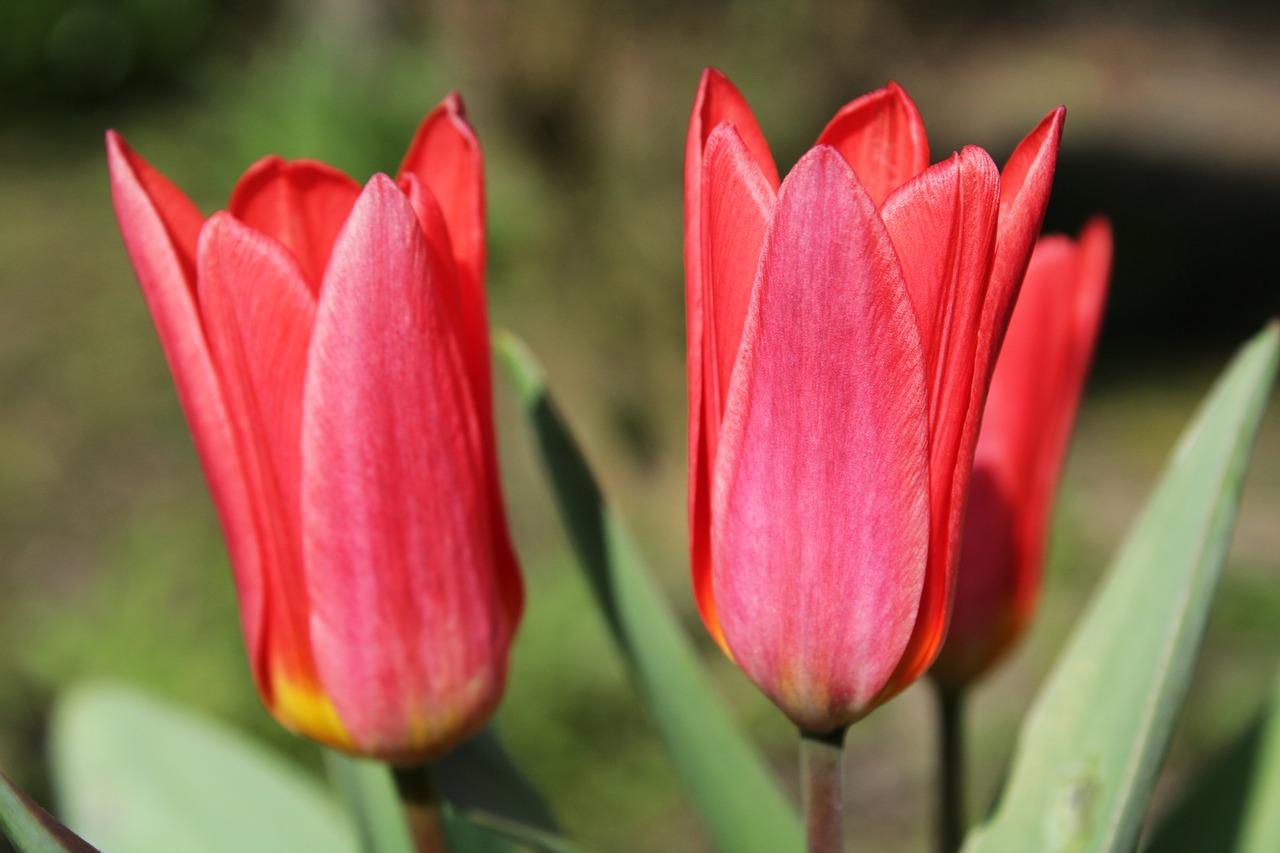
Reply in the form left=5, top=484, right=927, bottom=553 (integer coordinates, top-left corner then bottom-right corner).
left=0, top=1, right=1278, bottom=851
left=1, top=0, right=276, bottom=115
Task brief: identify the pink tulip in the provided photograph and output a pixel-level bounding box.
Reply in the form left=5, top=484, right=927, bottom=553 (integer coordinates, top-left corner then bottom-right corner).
left=685, top=68, right=1063, bottom=733
left=931, top=219, right=1111, bottom=690
left=107, top=95, right=522, bottom=763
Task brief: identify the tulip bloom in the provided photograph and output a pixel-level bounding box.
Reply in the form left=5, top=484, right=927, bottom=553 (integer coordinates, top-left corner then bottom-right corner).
left=685, top=69, right=1063, bottom=733
left=107, top=95, right=522, bottom=763
left=930, top=219, right=1111, bottom=691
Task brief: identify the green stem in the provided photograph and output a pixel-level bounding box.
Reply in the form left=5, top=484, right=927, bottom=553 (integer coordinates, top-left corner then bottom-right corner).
left=934, top=683, right=966, bottom=853
left=801, top=726, right=848, bottom=853
left=392, top=764, right=449, bottom=853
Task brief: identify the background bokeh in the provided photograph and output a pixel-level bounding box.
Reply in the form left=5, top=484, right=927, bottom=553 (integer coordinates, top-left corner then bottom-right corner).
left=1, top=1, right=1278, bottom=850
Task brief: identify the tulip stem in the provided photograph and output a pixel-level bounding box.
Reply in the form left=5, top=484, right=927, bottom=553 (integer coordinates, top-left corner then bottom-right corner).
left=934, top=683, right=966, bottom=853
left=393, top=764, right=449, bottom=853
left=801, top=725, right=848, bottom=853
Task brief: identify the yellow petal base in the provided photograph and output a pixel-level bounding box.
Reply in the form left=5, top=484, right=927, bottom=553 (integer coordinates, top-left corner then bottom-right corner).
left=270, top=670, right=356, bottom=754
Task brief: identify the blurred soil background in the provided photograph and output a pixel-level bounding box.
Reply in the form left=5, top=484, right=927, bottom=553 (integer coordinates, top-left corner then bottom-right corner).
left=1, top=0, right=1278, bottom=850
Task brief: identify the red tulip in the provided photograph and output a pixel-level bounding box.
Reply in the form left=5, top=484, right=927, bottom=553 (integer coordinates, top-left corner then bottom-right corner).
left=106, top=95, right=523, bottom=763
left=685, top=68, right=1063, bottom=733
left=930, top=219, right=1111, bottom=690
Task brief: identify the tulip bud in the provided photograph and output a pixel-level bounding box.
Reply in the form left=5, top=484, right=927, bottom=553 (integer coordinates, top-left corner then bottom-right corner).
left=107, top=95, right=522, bottom=763
left=685, top=69, right=1063, bottom=732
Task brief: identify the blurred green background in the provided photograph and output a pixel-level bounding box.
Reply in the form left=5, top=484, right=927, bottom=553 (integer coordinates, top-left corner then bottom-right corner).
left=1, top=0, right=1278, bottom=850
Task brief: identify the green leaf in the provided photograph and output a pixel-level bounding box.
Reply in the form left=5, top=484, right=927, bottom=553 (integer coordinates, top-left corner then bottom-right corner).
left=963, top=323, right=1280, bottom=853
left=0, top=771, right=100, bottom=853
left=1143, top=652, right=1280, bottom=853
left=50, top=683, right=357, bottom=853
left=435, top=727, right=559, bottom=833
left=494, top=332, right=803, bottom=853
left=461, top=812, right=589, bottom=853
left=1141, top=721, right=1260, bottom=852
left=1236, top=657, right=1280, bottom=853
left=323, top=752, right=414, bottom=853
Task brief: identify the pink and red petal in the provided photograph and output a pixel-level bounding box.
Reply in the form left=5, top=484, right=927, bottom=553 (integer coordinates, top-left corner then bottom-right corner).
left=711, top=147, right=930, bottom=732
left=301, top=176, right=512, bottom=762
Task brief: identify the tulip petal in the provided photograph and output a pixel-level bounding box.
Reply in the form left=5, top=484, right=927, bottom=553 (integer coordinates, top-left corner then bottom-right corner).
left=397, top=94, right=492, bottom=412
left=702, top=125, right=778, bottom=423
left=936, top=465, right=1020, bottom=685
left=902, top=110, right=1063, bottom=693
left=398, top=93, right=486, bottom=297
left=196, top=213, right=319, bottom=708
left=302, top=175, right=511, bottom=762
left=712, top=146, right=930, bottom=732
left=982, top=107, right=1066, bottom=385
left=685, top=70, right=781, bottom=650
left=397, top=173, right=465, bottom=340
left=876, top=146, right=1002, bottom=695
left=228, top=157, right=361, bottom=294
left=687, top=69, right=782, bottom=196
left=398, top=105, right=524, bottom=629
left=106, top=132, right=266, bottom=686
left=816, top=82, right=930, bottom=208
left=691, top=124, right=778, bottom=645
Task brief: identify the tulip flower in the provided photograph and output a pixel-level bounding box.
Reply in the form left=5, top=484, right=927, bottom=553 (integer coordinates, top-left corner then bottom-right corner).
left=685, top=68, right=1063, bottom=735
left=106, top=95, right=523, bottom=764
left=930, top=219, right=1111, bottom=691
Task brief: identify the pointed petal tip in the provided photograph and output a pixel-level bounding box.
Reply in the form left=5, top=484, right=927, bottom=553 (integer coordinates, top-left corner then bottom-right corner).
left=1038, top=105, right=1067, bottom=144
left=437, top=91, right=478, bottom=141
left=349, top=173, right=410, bottom=220
left=367, top=171, right=399, bottom=192
left=105, top=129, right=130, bottom=175
left=695, top=67, right=745, bottom=107
left=883, top=79, right=913, bottom=102
left=693, top=67, right=727, bottom=111
left=346, top=173, right=419, bottom=236
left=105, top=129, right=144, bottom=177
left=195, top=210, right=258, bottom=263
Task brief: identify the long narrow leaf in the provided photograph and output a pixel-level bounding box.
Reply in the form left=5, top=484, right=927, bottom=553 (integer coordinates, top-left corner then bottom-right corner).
left=1237, top=657, right=1280, bottom=853
left=458, top=811, right=589, bottom=853
left=1143, top=655, right=1280, bottom=853
left=0, top=772, right=100, bottom=853
left=435, top=727, right=559, bottom=832
left=964, top=323, right=1280, bottom=853
left=323, top=752, right=414, bottom=853
left=325, top=744, right=572, bottom=853
left=1141, top=721, right=1260, bottom=852
left=495, top=332, right=803, bottom=853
